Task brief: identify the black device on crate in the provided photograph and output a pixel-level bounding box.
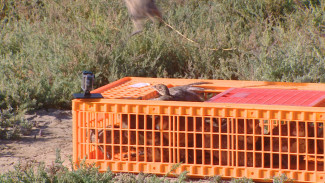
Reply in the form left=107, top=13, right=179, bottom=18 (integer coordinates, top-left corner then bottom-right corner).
left=73, top=71, right=103, bottom=99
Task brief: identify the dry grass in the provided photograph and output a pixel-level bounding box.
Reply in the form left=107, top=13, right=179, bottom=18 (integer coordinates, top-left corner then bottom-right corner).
left=0, top=0, right=324, bottom=136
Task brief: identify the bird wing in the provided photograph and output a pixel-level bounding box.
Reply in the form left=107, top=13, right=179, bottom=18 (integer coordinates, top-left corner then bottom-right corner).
left=169, top=82, right=210, bottom=95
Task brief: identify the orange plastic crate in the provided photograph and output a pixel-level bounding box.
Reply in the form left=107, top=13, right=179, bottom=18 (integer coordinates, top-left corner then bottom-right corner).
left=73, top=77, right=325, bottom=182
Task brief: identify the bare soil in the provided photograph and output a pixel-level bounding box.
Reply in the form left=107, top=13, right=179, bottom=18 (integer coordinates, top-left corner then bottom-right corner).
left=0, top=109, right=73, bottom=173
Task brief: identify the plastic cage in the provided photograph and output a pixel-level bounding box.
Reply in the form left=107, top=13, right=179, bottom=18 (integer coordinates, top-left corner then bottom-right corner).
left=73, top=77, right=325, bottom=182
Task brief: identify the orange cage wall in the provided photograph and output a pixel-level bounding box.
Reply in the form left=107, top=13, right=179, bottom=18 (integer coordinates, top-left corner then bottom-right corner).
left=72, top=77, right=325, bottom=182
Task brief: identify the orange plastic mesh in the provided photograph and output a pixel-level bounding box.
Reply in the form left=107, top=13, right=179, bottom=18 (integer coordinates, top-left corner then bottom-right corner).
left=73, top=77, right=325, bottom=182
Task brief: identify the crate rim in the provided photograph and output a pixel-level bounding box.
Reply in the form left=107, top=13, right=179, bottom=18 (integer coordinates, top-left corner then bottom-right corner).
left=72, top=98, right=325, bottom=113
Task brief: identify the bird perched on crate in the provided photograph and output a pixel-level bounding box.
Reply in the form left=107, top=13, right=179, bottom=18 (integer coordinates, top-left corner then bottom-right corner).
left=151, top=82, right=210, bottom=102
left=150, top=84, right=180, bottom=101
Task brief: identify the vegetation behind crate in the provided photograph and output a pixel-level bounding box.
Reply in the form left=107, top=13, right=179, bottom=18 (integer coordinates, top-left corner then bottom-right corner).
left=0, top=0, right=324, bottom=138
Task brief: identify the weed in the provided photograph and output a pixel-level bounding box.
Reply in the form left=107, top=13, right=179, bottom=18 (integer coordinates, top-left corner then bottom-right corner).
left=230, top=177, right=254, bottom=183
left=272, top=173, right=294, bottom=183
left=0, top=106, right=31, bottom=139
left=0, top=0, right=324, bottom=139
left=0, top=149, right=233, bottom=182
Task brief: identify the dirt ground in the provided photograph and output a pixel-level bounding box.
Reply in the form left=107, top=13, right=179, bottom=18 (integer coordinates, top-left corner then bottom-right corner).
left=0, top=109, right=73, bottom=173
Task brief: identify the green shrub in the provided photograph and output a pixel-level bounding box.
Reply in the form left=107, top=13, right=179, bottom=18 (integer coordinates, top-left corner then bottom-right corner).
left=0, top=106, right=31, bottom=139
left=272, top=173, right=294, bottom=183
left=0, top=148, right=307, bottom=182
left=230, top=177, right=254, bottom=183
left=0, top=149, right=218, bottom=182
left=0, top=0, right=324, bottom=139
left=0, top=149, right=114, bottom=183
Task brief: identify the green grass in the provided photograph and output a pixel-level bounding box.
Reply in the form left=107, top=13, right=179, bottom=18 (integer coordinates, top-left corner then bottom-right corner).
left=0, top=0, right=324, bottom=135
left=0, top=150, right=293, bottom=183
left=0, top=1, right=322, bottom=181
